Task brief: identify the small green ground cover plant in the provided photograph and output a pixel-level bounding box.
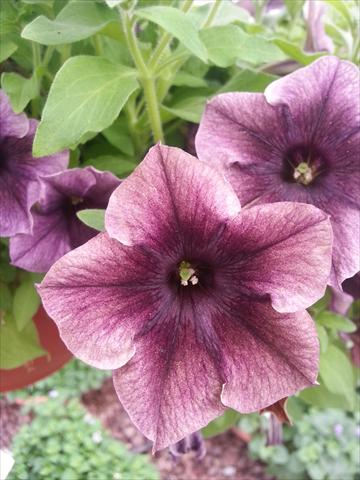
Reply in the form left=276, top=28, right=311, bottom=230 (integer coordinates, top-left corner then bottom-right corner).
left=239, top=405, right=360, bottom=480
left=9, top=398, right=159, bottom=480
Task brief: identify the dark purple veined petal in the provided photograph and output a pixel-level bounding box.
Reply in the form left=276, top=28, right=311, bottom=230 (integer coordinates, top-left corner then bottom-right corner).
left=10, top=167, right=120, bottom=272
left=219, top=301, right=319, bottom=413
left=106, top=144, right=241, bottom=251
left=264, top=56, right=359, bottom=152
left=196, top=57, right=359, bottom=287
left=10, top=210, right=71, bottom=273
left=217, top=201, right=332, bottom=312
left=38, top=145, right=329, bottom=450
left=0, top=94, right=69, bottom=237
left=38, top=232, right=165, bottom=369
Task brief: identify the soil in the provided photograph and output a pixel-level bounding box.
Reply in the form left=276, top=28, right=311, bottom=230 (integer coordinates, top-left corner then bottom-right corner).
left=0, top=398, right=31, bottom=449
left=82, top=378, right=273, bottom=480
left=1, top=378, right=273, bottom=480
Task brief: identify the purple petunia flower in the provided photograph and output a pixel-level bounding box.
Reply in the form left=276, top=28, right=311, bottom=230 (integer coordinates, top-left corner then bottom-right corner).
left=0, top=91, right=68, bottom=237
left=195, top=56, right=360, bottom=288
left=38, top=145, right=332, bottom=450
left=236, top=0, right=284, bottom=16
left=304, top=0, right=334, bottom=53
left=10, top=167, right=120, bottom=272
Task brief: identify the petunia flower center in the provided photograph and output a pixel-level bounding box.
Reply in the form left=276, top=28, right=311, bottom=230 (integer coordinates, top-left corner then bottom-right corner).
left=178, top=261, right=199, bottom=287
left=282, top=144, right=327, bottom=186
left=293, top=162, right=314, bottom=186
left=71, top=196, right=84, bottom=206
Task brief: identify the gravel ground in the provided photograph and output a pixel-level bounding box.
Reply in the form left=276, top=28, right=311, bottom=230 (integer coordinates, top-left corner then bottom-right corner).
left=82, top=378, right=273, bottom=480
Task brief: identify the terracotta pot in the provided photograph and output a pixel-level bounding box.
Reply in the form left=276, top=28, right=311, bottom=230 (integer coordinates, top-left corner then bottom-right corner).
left=0, top=307, right=72, bottom=392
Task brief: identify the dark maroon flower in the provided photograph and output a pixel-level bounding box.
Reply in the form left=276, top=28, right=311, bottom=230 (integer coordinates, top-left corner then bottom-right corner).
left=10, top=167, right=120, bottom=272
left=343, top=272, right=360, bottom=300
left=196, top=56, right=359, bottom=288
left=169, top=432, right=206, bottom=460
left=38, top=145, right=332, bottom=450
left=0, top=91, right=68, bottom=237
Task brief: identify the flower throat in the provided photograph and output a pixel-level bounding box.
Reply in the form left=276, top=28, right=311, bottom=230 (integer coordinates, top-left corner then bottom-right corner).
left=282, top=145, right=327, bottom=186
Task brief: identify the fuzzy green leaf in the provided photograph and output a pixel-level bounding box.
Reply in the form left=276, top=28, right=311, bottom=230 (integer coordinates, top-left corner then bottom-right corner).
left=13, top=280, right=40, bottom=331
left=1, top=72, right=38, bottom=113
left=136, top=6, right=208, bottom=62
left=33, top=56, right=138, bottom=156
left=0, top=314, right=45, bottom=369
left=21, top=0, right=117, bottom=45
left=77, top=209, right=105, bottom=232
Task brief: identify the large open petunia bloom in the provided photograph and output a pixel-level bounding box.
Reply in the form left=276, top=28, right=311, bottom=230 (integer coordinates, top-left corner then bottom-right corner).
left=195, top=56, right=359, bottom=288
left=10, top=167, right=120, bottom=272
left=38, top=145, right=332, bottom=450
left=0, top=91, right=68, bottom=237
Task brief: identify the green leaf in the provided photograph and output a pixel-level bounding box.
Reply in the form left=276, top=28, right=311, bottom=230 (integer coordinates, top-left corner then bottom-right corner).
left=325, top=0, right=353, bottom=25
left=77, top=209, right=105, bottom=232
left=86, top=155, right=137, bottom=177
left=0, top=283, right=12, bottom=311
left=200, top=25, right=245, bottom=67
left=316, top=324, right=328, bottom=353
left=273, top=39, right=324, bottom=65
left=316, top=311, right=357, bottom=333
left=239, top=35, right=285, bottom=65
left=200, top=25, right=284, bottom=67
left=104, top=0, right=125, bottom=7
left=299, top=382, right=354, bottom=410
left=102, top=117, right=135, bottom=157
left=1, top=72, right=38, bottom=113
left=202, top=409, right=240, bottom=438
left=0, top=314, right=45, bottom=369
left=13, top=280, right=40, bottom=331
left=309, top=289, right=331, bottom=315
left=218, top=69, right=277, bottom=94
left=283, top=0, right=305, bottom=19
left=319, top=345, right=355, bottom=409
left=190, top=1, right=251, bottom=27
left=21, top=0, right=118, bottom=45
left=173, top=71, right=207, bottom=88
left=0, top=39, right=17, bottom=63
left=33, top=56, right=138, bottom=157
left=136, top=6, right=208, bottom=62
left=161, top=96, right=207, bottom=123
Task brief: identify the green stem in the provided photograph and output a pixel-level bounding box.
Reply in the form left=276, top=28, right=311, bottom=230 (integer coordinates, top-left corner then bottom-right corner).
left=121, top=10, right=164, bottom=143
left=202, top=0, right=221, bottom=28
left=93, top=35, right=103, bottom=56
left=42, top=46, right=54, bottom=67
left=156, top=0, right=222, bottom=101
left=31, top=42, right=42, bottom=117
left=60, top=44, right=71, bottom=64
left=32, top=42, right=41, bottom=69
left=142, top=76, right=164, bottom=143
left=148, top=0, right=193, bottom=71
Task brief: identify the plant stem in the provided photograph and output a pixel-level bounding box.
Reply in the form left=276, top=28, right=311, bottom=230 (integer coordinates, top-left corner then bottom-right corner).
left=148, top=0, right=193, bottom=71
left=142, top=76, right=164, bottom=143
left=42, top=46, right=54, bottom=67
left=32, top=42, right=42, bottom=70
left=121, top=10, right=164, bottom=143
left=202, top=0, right=221, bottom=28
left=93, top=35, right=103, bottom=56
left=31, top=42, right=42, bottom=117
